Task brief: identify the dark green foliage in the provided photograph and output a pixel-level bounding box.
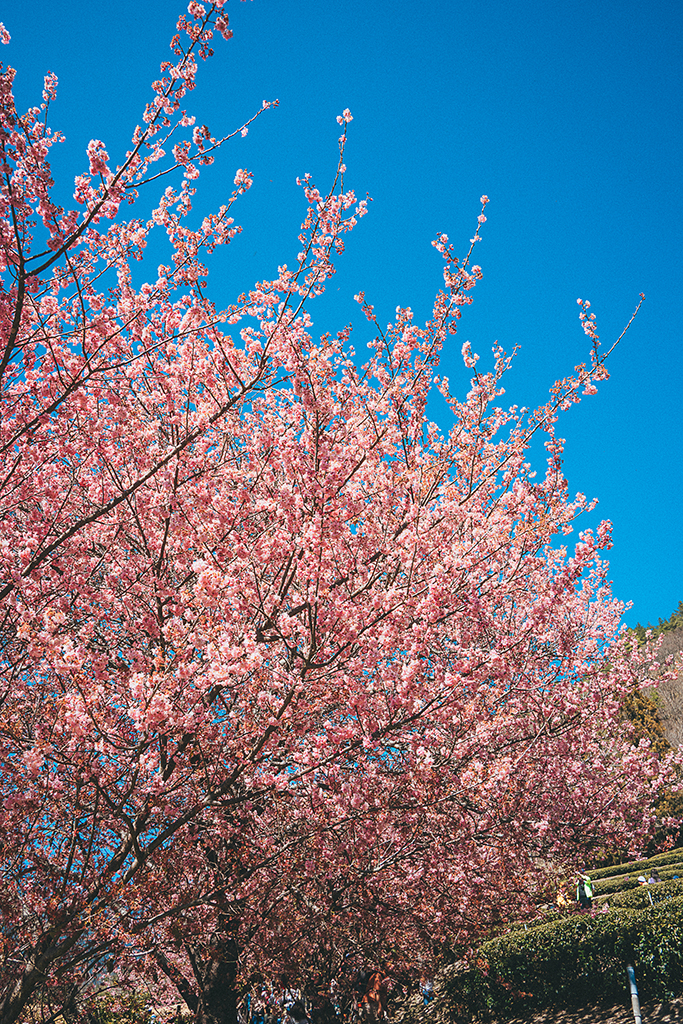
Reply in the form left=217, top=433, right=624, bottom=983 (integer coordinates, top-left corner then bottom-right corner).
left=621, top=687, right=671, bottom=757
left=444, top=897, right=683, bottom=1021
left=618, top=673, right=682, bottom=852
left=652, top=786, right=683, bottom=851
left=83, top=993, right=153, bottom=1024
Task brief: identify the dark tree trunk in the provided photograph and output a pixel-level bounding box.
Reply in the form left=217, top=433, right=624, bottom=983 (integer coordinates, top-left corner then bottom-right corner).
left=152, top=947, right=199, bottom=1015
left=195, top=930, right=239, bottom=1024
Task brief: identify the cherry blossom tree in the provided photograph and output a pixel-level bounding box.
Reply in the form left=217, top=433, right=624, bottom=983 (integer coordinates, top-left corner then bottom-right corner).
left=0, top=4, right=673, bottom=1024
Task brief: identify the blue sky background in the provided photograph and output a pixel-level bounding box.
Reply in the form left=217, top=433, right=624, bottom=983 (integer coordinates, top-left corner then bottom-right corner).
left=4, top=0, right=681, bottom=628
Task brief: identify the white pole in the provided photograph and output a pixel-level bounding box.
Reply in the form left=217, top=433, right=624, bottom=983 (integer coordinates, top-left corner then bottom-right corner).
left=626, top=963, right=642, bottom=1024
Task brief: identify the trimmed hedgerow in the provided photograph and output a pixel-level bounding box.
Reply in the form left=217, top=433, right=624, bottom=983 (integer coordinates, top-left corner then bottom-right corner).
left=607, top=877, right=683, bottom=909
left=591, top=875, right=639, bottom=897
left=504, top=876, right=683, bottom=937
left=588, top=848, right=683, bottom=881
left=443, top=897, right=683, bottom=1021
left=591, top=865, right=683, bottom=897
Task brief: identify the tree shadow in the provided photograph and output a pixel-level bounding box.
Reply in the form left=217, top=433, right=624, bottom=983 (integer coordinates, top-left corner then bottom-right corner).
left=501, top=993, right=683, bottom=1024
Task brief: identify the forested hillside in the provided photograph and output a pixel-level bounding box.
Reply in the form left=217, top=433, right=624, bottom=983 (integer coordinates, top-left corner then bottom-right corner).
left=633, top=600, right=683, bottom=748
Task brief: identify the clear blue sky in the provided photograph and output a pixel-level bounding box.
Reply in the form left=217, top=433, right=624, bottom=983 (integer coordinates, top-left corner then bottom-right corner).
left=5, top=0, right=682, bottom=628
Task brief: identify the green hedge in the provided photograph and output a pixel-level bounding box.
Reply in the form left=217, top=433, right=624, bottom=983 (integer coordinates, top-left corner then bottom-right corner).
left=590, top=872, right=681, bottom=897
left=592, top=866, right=683, bottom=898
left=504, top=878, right=683, bottom=935
left=607, top=878, right=683, bottom=909
left=589, top=848, right=683, bottom=881
left=444, top=898, right=683, bottom=1021
left=85, top=993, right=153, bottom=1024
left=592, top=875, right=639, bottom=896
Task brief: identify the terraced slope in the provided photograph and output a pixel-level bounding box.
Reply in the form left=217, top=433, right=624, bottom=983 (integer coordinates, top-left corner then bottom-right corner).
left=396, top=848, right=683, bottom=1023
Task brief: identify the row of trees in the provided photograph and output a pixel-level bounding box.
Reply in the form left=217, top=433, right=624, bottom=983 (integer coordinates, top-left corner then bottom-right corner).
left=0, top=4, right=676, bottom=1023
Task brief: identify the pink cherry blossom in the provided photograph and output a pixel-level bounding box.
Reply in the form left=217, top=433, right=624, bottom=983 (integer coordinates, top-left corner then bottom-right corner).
left=233, top=167, right=253, bottom=188
left=86, top=138, right=110, bottom=176
left=0, top=4, right=666, bottom=1023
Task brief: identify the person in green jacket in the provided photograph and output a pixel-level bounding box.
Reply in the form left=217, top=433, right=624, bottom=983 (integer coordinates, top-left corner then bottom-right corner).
left=576, top=871, right=593, bottom=909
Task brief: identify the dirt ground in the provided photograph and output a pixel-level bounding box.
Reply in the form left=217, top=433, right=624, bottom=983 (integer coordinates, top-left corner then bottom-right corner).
left=497, top=993, right=683, bottom=1023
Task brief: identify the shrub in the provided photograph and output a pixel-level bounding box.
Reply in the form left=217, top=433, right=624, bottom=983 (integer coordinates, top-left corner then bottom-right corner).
left=444, top=897, right=683, bottom=1021
left=607, top=878, right=683, bottom=909
left=588, top=847, right=683, bottom=881
left=592, top=875, right=640, bottom=896
left=84, top=993, right=153, bottom=1024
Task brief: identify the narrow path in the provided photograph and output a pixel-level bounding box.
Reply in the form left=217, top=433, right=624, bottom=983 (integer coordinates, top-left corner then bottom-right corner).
left=497, top=993, right=683, bottom=1024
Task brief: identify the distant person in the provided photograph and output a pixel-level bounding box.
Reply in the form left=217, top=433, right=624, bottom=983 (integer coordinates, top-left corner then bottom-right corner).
left=648, top=869, right=662, bottom=883
left=419, top=976, right=434, bottom=1008
left=638, top=875, right=647, bottom=885
left=576, top=872, right=593, bottom=909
